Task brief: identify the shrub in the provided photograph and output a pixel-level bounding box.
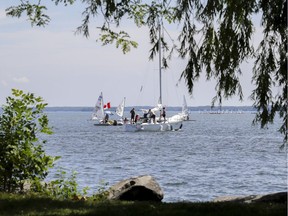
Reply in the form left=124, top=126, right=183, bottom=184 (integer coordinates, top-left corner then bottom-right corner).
left=33, top=169, right=89, bottom=200
left=0, top=89, right=59, bottom=192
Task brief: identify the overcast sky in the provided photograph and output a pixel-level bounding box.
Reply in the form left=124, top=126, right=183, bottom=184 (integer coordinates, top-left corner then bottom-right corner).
left=0, top=2, right=263, bottom=107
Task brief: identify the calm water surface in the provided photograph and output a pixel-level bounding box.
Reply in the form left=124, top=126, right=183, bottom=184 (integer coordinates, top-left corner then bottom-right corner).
left=43, top=111, right=287, bottom=202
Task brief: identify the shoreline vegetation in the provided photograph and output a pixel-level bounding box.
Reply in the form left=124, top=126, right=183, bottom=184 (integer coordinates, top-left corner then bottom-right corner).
left=0, top=192, right=286, bottom=216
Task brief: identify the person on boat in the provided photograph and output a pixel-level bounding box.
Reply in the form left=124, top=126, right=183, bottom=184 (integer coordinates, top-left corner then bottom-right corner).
left=124, top=117, right=129, bottom=124
left=161, top=107, right=166, bottom=122
left=104, top=113, right=109, bottom=123
left=143, top=111, right=148, bottom=123
left=148, top=109, right=156, bottom=124
left=130, top=108, right=136, bottom=123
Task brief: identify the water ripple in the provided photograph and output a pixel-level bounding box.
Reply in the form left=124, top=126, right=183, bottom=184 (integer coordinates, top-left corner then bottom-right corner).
left=44, top=112, right=287, bottom=202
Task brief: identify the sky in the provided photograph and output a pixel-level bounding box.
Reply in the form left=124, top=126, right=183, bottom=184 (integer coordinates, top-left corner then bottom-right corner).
left=0, top=2, right=263, bottom=108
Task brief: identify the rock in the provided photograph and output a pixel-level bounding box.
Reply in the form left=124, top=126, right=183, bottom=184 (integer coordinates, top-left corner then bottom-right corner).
left=212, top=195, right=256, bottom=203
left=108, top=175, right=164, bottom=202
left=212, top=192, right=287, bottom=204
left=249, top=192, right=287, bottom=204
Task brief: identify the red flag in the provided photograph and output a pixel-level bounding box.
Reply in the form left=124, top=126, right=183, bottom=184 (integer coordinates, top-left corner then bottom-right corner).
left=104, top=102, right=111, bottom=109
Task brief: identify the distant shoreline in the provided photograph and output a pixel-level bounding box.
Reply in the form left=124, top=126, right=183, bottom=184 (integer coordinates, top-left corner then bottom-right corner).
left=44, top=106, right=257, bottom=112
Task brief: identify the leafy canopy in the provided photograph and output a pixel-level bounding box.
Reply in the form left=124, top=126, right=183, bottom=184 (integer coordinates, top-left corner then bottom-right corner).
left=5, top=0, right=287, bottom=147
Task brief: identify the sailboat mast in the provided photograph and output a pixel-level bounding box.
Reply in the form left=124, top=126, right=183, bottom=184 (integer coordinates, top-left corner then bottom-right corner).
left=158, top=18, right=162, bottom=105
left=122, top=97, right=126, bottom=119
left=100, top=92, right=105, bottom=118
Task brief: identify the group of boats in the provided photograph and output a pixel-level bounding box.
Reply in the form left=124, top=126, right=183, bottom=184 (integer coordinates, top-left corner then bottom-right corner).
left=91, top=92, right=126, bottom=126
left=92, top=17, right=190, bottom=132
left=91, top=92, right=190, bottom=132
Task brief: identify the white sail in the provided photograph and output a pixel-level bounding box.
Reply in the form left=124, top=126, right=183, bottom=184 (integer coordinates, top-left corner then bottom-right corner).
left=174, top=95, right=190, bottom=121
left=116, top=97, right=125, bottom=118
left=182, top=95, right=188, bottom=115
left=93, top=92, right=105, bottom=120
left=151, top=103, right=163, bottom=113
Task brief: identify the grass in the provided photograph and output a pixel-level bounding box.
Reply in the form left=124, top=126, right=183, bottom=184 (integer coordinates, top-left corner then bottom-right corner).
left=0, top=193, right=286, bottom=216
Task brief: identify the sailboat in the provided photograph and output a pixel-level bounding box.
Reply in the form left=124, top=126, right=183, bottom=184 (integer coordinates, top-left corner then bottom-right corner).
left=115, top=97, right=126, bottom=125
left=92, top=93, right=125, bottom=126
left=178, top=95, right=190, bottom=121
left=124, top=19, right=183, bottom=132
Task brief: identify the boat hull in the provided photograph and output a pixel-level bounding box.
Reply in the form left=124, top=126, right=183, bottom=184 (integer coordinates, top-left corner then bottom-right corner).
left=94, top=120, right=123, bottom=126
left=94, top=123, right=122, bottom=126
left=124, top=120, right=183, bottom=132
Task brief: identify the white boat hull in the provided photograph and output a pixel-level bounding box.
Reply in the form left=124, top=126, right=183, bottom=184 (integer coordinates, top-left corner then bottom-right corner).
left=171, top=113, right=190, bottom=121
left=124, top=120, right=183, bottom=132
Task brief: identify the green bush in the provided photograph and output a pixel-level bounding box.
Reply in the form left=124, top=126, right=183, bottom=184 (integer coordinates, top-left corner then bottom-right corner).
left=91, top=180, right=109, bottom=202
left=33, top=169, right=89, bottom=200
left=0, top=89, right=59, bottom=193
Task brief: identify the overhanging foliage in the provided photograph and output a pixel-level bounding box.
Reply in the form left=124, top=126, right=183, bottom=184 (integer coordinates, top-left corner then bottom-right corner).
left=5, top=0, right=287, bottom=147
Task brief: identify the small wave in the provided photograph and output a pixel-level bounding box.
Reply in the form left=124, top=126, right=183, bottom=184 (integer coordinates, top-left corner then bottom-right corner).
left=164, top=181, right=188, bottom=186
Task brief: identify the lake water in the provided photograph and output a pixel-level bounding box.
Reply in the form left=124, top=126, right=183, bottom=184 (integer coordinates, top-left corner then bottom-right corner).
left=43, top=110, right=287, bottom=202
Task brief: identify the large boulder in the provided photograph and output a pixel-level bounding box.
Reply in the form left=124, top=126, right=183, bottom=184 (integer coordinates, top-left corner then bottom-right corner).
left=108, top=175, right=164, bottom=202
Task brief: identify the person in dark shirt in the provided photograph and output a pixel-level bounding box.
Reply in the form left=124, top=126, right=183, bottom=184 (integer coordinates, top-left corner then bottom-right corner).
left=130, top=108, right=136, bottom=123
left=148, top=109, right=156, bottom=123
left=161, top=107, right=166, bottom=122
left=104, top=113, right=109, bottom=123
left=143, top=112, right=148, bottom=123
